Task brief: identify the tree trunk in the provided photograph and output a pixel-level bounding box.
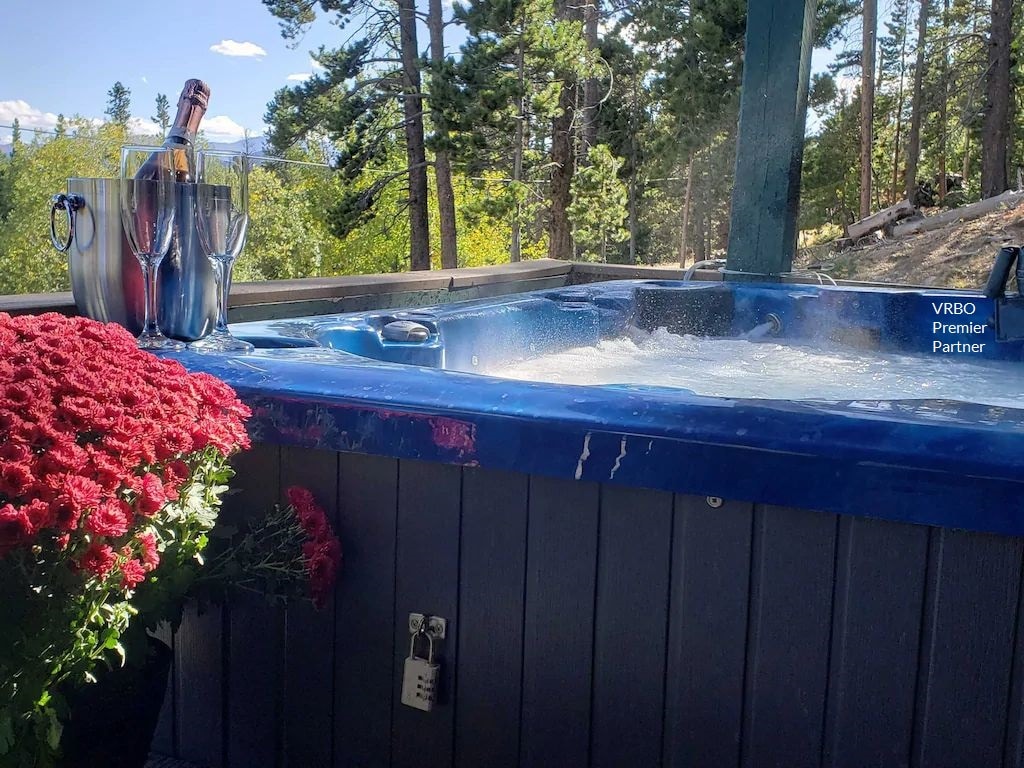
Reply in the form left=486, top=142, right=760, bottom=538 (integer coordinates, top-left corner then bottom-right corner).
left=860, top=0, right=877, bottom=219
left=694, top=169, right=708, bottom=262
left=582, top=0, right=600, bottom=155
left=938, top=0, right=949, bottom=202
left=981, top=0, right=1012, bottom=198
left=627, top=65, right=641, bottom=265
left=547, top=0, right=581, bottom=260
left=890, top=15, right=908, bottom=206
left=679, top=154, right=694, bottom=267
left=963, top=134, right=971, bottom=184
left=510, top=11, right=527, bottom=263
left=427, top=0, right=458, bottom=269
left=398, top=0, right=431, bottom=270
left=905, top=0, right=929, bottom=197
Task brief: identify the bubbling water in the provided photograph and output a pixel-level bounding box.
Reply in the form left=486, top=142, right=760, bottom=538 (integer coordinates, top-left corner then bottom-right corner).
left=487, top=327, right=1024, bottom=408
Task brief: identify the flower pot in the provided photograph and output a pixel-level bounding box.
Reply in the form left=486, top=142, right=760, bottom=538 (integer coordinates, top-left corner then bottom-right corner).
left=59, top=636, right=173, bottom=768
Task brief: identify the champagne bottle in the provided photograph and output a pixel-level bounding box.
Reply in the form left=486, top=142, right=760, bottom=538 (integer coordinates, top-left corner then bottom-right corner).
left=135, top=79, right=211, bottom=182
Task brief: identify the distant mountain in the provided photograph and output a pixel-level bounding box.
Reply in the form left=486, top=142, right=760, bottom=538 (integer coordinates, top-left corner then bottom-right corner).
left=0, top=135, right=280, bottom=159
left=208, top=136, right=268, bottom=156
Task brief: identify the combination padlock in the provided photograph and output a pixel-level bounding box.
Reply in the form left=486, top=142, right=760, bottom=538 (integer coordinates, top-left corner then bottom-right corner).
left=401, top=628, right=439, bottom=712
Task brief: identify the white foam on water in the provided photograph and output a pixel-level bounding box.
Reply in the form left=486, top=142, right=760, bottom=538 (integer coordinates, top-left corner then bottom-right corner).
left=486, top=328, right=1024, bottom=408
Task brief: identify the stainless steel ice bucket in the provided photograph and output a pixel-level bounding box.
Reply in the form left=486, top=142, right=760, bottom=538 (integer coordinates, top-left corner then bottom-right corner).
left=49, top=178, right=217, bottom=341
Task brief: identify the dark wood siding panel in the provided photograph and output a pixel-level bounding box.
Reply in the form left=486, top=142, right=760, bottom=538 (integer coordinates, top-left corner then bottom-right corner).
left=519, top=476, right=600, bottom=768
left=222, top=444, right=283, bottom=767
left=281, top=447, right=339, bottom=768
left=175, top=605, right=225, bottom=767
left=591, top=485, right=673, bottom=768
left=390, top=460, right=462, bottom=768
left=335, top=453, right=400, bottom=768
left=741, top=504, right=838, bottom=768
left=822, top=516, right=929, bottom=768
left=912, top=529, right=1023, bottom=768
left=152, top=623, right=176, bottom=756
left=454, top=468, right=529, bottom=768
left=664, top=496, right=753, bottom=768
left=1003, top=554, right=1024, bottom=768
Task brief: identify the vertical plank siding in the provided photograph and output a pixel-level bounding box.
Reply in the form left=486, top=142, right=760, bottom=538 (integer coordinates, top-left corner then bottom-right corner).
left=280, top=447, right=339, bottom=768
left=159, top=449, right=1024, bottom=767
left=822, top=517, right=929, bottom=768
left=663, top=496, right=753, bottom=768
left=390, top=460, right=463, bottom=768
left=519, top=476, right=600, bottom=768
left=334, top=453, right=400, bottom=768
left=590, top=485, right=673, bottom=768
left=454, top=468, right=529, bottom=768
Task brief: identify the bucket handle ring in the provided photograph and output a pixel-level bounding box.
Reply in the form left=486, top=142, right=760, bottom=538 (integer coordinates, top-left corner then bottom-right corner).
left=50, top=193, right=84, bottom=253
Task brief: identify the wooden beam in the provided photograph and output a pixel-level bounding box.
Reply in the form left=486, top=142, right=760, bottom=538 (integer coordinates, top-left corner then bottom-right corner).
left=726, top=0, right=817, bottom=280
left=892, top=190, right=1024, bottom=238
left=846, top=199, right=917, bottom=241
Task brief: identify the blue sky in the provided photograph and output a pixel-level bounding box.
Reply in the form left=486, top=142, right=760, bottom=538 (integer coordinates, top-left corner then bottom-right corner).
left=0, top=0, right=854, bottom=145
left=0, top=0, right=375, bottom=143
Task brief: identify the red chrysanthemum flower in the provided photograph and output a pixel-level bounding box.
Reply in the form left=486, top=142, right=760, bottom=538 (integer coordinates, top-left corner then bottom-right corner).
left=136, top=474, right=167, bottom=517
left=79, top=543, right=117, bottom=578
left=0, top=312, right=250, bottom=560
left=0, top=503, right=33, bottom=554
left=137, top=532, right=160, bottom=572
left=120, top=558, right=147, bottom=590
left=302, top=536, right=343, bottom=610
left=85, top=499, right=131, bottom=538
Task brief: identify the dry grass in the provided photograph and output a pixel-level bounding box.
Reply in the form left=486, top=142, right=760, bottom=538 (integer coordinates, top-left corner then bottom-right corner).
left=795, top=199, right=1024, bottom=289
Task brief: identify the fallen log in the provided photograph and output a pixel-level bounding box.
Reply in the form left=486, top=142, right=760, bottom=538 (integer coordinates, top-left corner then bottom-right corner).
left=892, top=189, right=1024, bottom=238
left=845, top=199, right=917, bottom=241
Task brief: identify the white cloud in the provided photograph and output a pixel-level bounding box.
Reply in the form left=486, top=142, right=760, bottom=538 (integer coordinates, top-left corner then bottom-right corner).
left=0, top=99, right=59, bottom=142
left=141, top=76, right=148, bottom=84
left=200, top=115, right=253, bottom=142
left=0, top=99, right=205, bottom=144
left=127, top=117, right=161, bottom=136
left=210, top=40, right=267, bottom=58
left=287, top=73, right=312, bottom=82
left=309, top=57, right=324, bottom=70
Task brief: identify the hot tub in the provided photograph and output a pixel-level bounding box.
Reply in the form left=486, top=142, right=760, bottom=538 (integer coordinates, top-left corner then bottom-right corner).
left=167, top=279, right=1024, bottom=768
left=210, top=279, right=1024, bottom=530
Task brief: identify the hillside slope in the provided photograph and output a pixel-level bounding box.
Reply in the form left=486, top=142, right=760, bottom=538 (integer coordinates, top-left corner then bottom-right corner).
left=797, top=198, right=1024, bottom=289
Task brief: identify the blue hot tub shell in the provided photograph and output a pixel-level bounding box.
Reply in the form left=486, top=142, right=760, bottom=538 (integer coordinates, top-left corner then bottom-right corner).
left=183, top=279, right=1024, bottom=535
left=233, top=280, right=1024, bottom=369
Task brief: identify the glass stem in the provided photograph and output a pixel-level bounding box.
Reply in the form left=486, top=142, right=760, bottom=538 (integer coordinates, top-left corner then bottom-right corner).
left=141, top=256, right=163, bottom=337
left=214, top=258, right=231, bottom=334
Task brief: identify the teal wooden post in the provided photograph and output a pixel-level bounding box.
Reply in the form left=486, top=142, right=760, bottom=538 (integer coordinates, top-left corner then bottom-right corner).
left=725, top=0, right=817, bottom=280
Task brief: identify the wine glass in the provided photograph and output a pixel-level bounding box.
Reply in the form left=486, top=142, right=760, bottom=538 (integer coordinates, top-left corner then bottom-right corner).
left=120, top=146, right=185, bottom=351
left=189, top=150, right=254, bottom=353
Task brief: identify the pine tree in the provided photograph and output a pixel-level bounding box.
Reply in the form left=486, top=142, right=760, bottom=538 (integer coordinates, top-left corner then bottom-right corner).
left=54, top=114, right=67, bottom=138
left=904, top=0, right=930, bottom=197
left=547, top=0, right=585, bottom=260
left=568, top=144, right=629, bottom=261
left=981, top=0, right=1012, bottom=197
left=426, top=0, right=458, bottom=269
left=861, top=0, right=878, bottom=217
left=105, top=82, right=131, bottom=126
left=10, top=119, right=22, bottom=153
left=153, top=94, right=171, bottom=138
left=453, top=0, right=591, bottom=261
left=877, top=0, right=910, bottom=204
left=262, top=0, right=432, bottom=270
